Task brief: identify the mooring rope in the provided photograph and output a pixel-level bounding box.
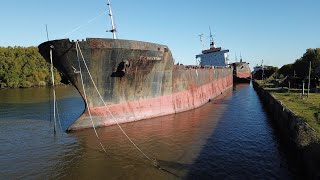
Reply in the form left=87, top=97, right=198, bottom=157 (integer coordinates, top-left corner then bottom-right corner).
left=75, top=42, right=108, bottom=153
left=75, top=41, right=158, bottom=165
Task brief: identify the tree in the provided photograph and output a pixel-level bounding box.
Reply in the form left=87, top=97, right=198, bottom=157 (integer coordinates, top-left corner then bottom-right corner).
left=0, top=46, right=62, bottom=88
left=278, top=48, right=320, bottom=79
left=278, top=63, right=293, bottom=77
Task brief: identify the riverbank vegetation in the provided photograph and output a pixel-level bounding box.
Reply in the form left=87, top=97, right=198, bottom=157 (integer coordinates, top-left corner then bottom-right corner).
left=0, top=46, right=62, bottom=88
left=272, top=92, right=320, bottom=133
left=256, top=50, right=320, bottom=94
left=259, top=48, right=320, bottom=88
left=255, top=48, right=320, bottom=133
left=277, top=48, right=320, bottom=79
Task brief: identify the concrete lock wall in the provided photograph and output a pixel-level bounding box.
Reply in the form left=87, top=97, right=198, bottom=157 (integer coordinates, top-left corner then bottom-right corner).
left=252, top=81, right=320, bottom=179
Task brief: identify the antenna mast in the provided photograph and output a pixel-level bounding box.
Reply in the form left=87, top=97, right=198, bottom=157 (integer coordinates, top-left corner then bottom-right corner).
left=209, top=26, right=215, bottom=48
left=235, top=52, right=238, bottom=62
left=198, top=34, right=205, bottom=48
left=107, top=0, right=117, bottom=39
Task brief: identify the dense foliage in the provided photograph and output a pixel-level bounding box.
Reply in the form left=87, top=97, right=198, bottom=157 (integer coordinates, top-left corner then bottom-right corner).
left=278, top=48, right=320, bottom=79
left=0, top=46, right=61, bottom=88
left=253, top=65, right=278, bottom=80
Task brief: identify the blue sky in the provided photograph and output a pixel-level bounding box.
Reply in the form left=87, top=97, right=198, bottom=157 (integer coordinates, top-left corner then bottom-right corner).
left=1, top=0, right=319, bottom=69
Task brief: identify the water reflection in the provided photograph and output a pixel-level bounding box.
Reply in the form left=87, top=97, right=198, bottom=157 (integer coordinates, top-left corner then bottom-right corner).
left=0, top=86, right=84, bottom=179
left=187, top=83, right=294, bottom=179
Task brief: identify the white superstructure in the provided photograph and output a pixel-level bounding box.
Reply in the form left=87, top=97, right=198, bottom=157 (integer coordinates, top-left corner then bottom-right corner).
left=196, top=30, right=229, bottom=66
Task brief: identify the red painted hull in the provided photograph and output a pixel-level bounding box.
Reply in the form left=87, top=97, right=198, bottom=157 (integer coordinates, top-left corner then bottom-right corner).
left=69, top=74, right=233, bottom=130
left=236, top=71, right=251, bottom=79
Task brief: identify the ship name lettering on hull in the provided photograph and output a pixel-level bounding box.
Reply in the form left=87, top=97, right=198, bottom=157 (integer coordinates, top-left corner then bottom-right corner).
left=139, top=56, right=162, bottom=61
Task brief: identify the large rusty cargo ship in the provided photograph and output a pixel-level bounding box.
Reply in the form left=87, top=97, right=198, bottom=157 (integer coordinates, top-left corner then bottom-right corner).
left=38, top=1, right=233, bottom=131
left=39, top=38, right=233, bottom=131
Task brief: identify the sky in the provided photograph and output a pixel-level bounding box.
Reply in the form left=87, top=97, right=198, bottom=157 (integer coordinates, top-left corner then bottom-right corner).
left=1, top=0, right=320, bottom=69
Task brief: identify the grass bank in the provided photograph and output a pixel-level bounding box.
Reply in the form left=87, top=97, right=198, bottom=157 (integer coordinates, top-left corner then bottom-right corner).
left=271, top=92, right=320, bottom=134
left=256, top=79, right=320, bottom=135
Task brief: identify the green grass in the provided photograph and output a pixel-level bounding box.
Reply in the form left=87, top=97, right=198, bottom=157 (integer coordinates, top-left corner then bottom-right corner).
left=271, top=92, right=320, bottom=133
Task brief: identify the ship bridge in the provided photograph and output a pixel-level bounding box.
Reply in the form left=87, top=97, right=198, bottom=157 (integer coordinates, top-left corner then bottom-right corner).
left=196, top=29, right=229, bottom=67
left=196, top=47, right=229, bottom=67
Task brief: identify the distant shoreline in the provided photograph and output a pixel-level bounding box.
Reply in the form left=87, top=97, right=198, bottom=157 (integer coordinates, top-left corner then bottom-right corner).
left=0, top=83, right=70, bottom=90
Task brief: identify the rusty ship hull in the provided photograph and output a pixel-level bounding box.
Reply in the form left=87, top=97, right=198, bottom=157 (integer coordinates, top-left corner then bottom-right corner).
left=39, top=38, right=233, bottom=131
left=232, top=62, right=251, bottom=83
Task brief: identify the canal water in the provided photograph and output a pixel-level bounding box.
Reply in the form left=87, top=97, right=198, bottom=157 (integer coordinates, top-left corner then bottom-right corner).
left=0, top=84, right=300, bottom=179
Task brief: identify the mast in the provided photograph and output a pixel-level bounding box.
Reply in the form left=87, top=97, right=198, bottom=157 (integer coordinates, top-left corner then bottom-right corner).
left=198, top=34, right=205, bottom=49
left=209, top=26, right=215, bottom=48
left=107, top=0, right=117, bottom=39
left=235, top=52, right=238, bottom=62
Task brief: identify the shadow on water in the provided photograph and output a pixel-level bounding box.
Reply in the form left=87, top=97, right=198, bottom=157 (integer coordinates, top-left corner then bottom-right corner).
left=259, top=94, right=305, bottom=178
left=186, top=83, right=301, bottom=179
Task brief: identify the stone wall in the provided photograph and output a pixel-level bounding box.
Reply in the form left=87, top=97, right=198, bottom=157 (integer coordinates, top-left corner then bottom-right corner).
left=252, top=80, right=320, bottom=179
